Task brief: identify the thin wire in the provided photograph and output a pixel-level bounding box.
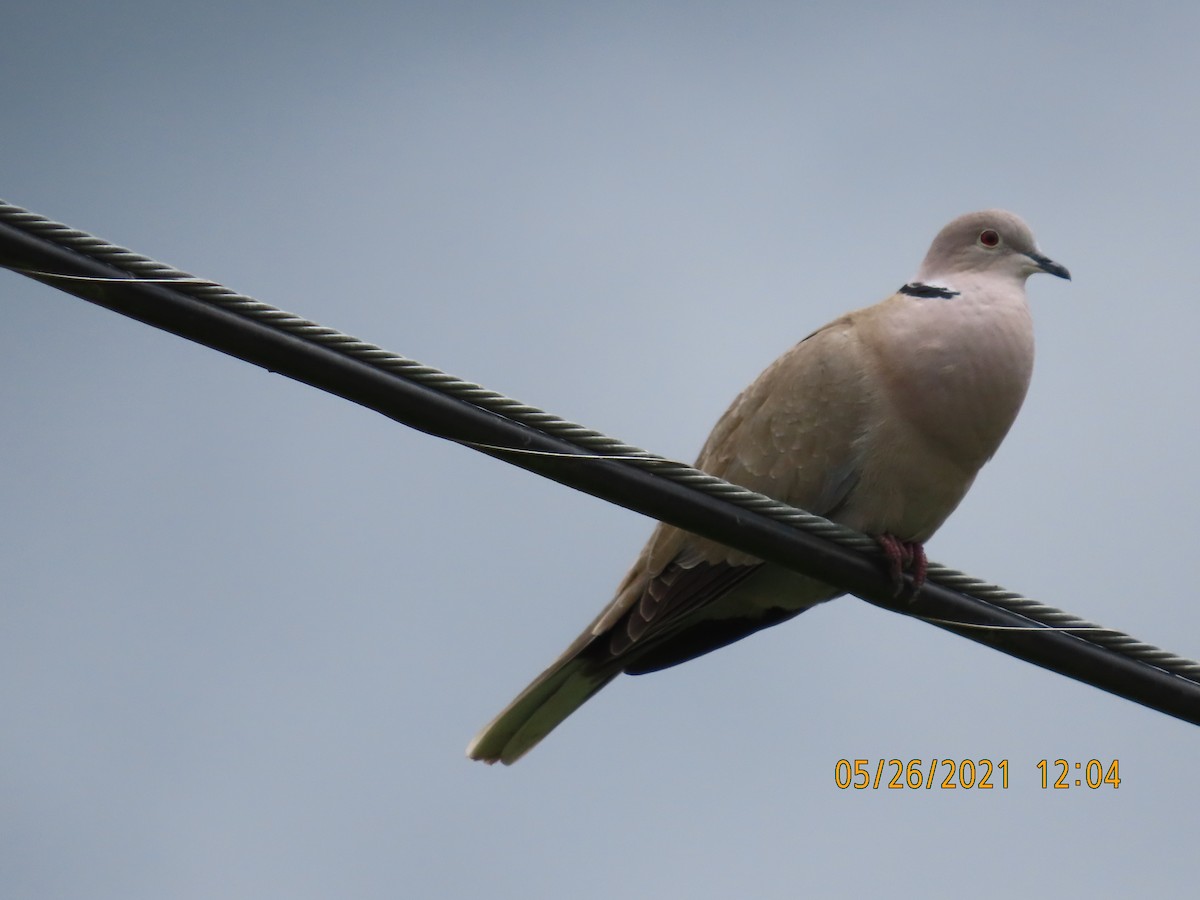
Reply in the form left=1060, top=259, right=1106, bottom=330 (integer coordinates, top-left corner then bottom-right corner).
left=457, top=440, right=674, bottom=462
left=10, top=267, right=217, bottom=284
left=912, top=615, right=1111, bottom=633
left=3, top=198, right=1198, bottom=683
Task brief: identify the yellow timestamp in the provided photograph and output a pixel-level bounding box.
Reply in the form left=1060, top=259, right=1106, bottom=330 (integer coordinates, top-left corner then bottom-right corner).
left=834, top=758, right=1009, bottom=790
left=1036, top=759, right=1121, bottom=789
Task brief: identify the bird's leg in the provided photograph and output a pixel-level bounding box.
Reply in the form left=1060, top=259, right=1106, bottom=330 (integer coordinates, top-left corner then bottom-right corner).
left=876, top=534, right=927, bottom=599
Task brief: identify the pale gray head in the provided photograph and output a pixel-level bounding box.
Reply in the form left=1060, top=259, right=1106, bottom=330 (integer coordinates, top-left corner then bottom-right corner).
left=915, top=209, right=1070, bottom=285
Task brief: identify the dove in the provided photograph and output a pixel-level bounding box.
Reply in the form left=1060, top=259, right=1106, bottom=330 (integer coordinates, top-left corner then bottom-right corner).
left=467, top=209, right=1069, bottom=764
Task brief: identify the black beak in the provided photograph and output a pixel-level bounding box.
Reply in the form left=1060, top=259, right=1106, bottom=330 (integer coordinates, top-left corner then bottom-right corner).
left=1027, top=251, right=1071, bottom=280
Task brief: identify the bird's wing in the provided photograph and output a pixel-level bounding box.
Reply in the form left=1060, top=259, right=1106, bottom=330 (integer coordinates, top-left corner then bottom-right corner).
left=588, top=311, right=875, bottom=643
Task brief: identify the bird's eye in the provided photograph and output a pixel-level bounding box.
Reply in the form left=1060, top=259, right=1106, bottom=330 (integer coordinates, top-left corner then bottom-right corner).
left=979, top=229, right=1001, bottom=248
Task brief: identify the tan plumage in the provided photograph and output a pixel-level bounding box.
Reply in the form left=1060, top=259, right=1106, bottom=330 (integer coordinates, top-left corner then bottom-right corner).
left=468, top=209, right=1069, bottom=764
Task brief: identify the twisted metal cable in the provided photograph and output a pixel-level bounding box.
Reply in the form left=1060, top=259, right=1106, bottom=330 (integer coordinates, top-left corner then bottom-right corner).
left=3, top=198, right=1196, bottom=682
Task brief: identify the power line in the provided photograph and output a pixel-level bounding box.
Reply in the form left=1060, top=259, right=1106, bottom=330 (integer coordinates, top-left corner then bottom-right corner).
left=1, top=197, right=1197, bottom=724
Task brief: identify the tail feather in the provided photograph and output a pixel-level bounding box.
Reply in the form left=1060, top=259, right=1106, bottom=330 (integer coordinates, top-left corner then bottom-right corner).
left=466, top=652, right=618, bottom=765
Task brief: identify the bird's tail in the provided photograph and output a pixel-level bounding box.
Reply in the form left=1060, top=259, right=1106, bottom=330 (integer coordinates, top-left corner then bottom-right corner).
left=466, top=648, right=618, bottom=765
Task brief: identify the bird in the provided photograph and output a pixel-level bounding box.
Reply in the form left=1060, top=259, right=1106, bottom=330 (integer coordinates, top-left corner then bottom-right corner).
left=467, top=209, right=1070, bottom=765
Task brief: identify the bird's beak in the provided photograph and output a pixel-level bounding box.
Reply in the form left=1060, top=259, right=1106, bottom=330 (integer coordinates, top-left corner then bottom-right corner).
left=1027, top=251, right=1071, bottom=280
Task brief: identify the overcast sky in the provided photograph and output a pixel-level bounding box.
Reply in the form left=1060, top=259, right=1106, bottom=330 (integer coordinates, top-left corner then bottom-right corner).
left=3, top=2, right=1198, bottom=898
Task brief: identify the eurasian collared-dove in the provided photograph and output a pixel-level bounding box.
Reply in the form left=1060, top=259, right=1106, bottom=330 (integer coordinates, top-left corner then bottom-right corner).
left=468, top=209, right=1069, bottom=764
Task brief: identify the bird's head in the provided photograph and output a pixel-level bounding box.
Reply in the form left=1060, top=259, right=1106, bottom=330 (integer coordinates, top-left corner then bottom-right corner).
left=916, top=209, right=1070, bottom=285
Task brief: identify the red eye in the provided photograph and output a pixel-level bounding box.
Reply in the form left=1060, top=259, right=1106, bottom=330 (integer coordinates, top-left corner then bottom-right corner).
left=979, top=229, right=1000, bottom=247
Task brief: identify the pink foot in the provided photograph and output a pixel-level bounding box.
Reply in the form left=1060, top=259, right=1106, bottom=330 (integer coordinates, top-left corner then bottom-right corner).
left=876, top=534, right=927, bottom=598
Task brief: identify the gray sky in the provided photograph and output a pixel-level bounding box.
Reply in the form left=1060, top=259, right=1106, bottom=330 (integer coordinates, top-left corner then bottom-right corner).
left=3, top=2, right=1198, bottom=897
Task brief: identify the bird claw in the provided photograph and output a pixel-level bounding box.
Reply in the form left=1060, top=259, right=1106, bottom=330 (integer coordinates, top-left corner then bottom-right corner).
left=876, top=534, right=927, bottom=600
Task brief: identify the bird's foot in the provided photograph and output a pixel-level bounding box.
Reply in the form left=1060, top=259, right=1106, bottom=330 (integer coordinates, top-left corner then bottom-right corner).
left=876, top=534, right=927, bottom=599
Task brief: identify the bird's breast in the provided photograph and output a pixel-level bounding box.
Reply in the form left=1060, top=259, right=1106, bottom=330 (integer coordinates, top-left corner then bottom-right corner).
left=872, top=292, right=1033, bottom=463
left=842, top=291, right=1035, bottom=538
